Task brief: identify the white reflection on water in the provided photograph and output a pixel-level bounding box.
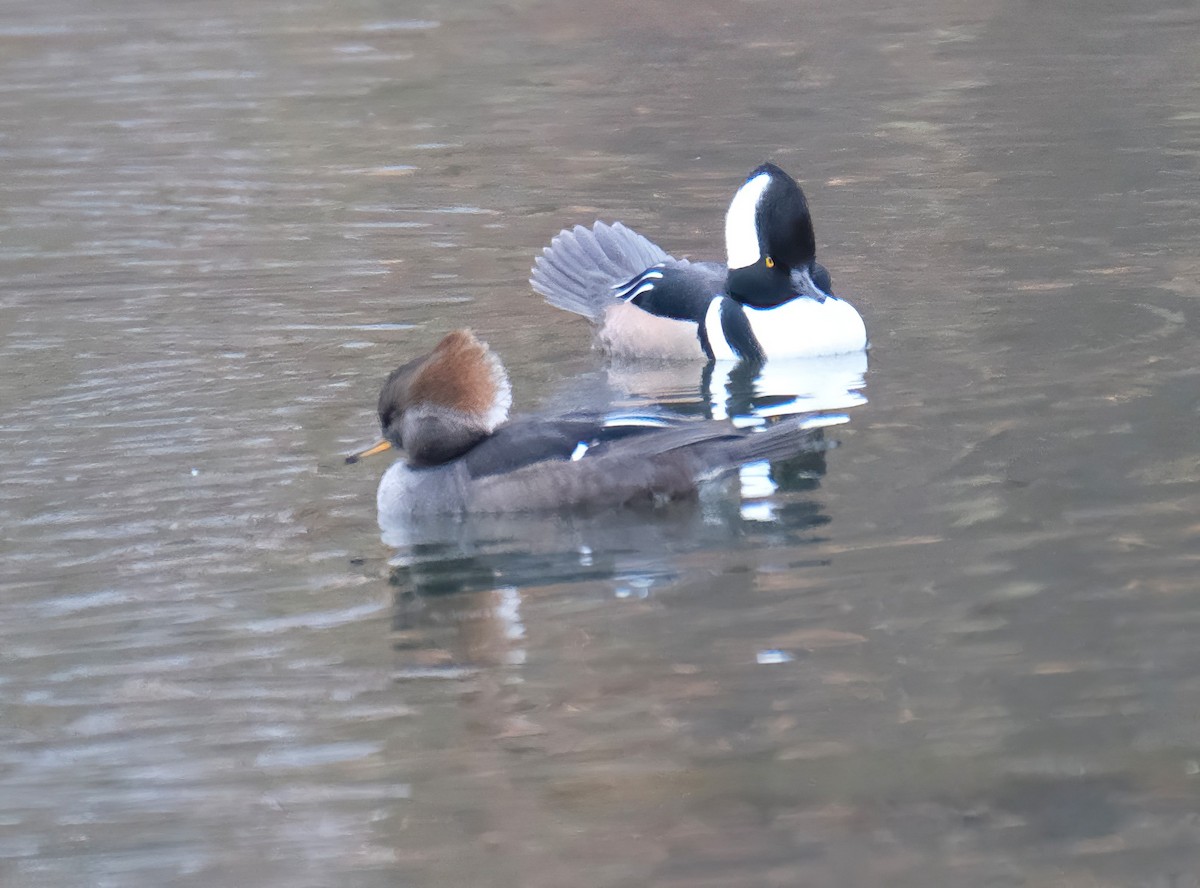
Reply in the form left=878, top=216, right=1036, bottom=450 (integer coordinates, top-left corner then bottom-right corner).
left=708, top=350, right=869, bottom=423
left=738, top=459, right=779, bottom=523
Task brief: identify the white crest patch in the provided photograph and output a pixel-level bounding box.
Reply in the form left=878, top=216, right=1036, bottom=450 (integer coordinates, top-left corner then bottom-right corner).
left=725, top=171, right=771, bottom=270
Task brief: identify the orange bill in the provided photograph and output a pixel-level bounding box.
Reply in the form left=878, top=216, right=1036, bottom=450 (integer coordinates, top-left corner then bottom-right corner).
left=345, top=439, right=393, bottom=464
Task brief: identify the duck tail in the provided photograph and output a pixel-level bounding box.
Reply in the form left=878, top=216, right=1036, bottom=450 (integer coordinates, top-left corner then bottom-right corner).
left=713, top=419, right=830, bottom=471
left=686, top=420, right=825, bottom=482
left=530, top=221, right=670, bottom=322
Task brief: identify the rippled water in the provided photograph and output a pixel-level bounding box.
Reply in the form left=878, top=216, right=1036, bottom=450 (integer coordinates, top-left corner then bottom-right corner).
left=2, top=0, right=1199, bottom=885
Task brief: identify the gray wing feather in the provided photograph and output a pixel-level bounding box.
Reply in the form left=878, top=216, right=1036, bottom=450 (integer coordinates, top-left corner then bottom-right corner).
left=467, top=417, right=827, bottom=512
left=531, top=221, right=675, bottom=322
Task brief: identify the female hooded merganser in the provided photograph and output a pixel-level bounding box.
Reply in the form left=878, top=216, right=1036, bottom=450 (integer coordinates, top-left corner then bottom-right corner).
left=531, top=163, right=867, bottom=362
left=347, top=329, right=825, bottom=517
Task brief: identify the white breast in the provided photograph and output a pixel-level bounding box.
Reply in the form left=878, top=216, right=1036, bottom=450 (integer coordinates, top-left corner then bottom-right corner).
left=704, top=296, right=867, bottom=360
left=742, top=297, right=868, bottom=359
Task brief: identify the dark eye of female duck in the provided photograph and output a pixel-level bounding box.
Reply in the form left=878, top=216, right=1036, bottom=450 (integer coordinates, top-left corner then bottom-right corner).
left=380, top=408, right=401, bottom=446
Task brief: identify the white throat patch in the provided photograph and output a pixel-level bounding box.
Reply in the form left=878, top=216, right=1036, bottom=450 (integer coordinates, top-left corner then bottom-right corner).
left=725, top=171, right=771, bottom=270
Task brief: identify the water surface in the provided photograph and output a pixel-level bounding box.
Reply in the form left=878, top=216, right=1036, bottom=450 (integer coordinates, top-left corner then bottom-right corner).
left=2, top=0, right=1199, bottom=885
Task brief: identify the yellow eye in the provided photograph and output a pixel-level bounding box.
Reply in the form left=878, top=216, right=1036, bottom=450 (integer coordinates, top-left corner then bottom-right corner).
left=765, top=256, right=775, bottom=269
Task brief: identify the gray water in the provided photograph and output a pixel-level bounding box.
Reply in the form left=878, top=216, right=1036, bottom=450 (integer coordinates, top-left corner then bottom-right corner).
left=2, top=0, right=1199, bottom=885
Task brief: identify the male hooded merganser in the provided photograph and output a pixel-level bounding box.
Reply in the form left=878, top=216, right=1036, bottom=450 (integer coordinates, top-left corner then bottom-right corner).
left=347, top=329, right=825, bottom=517
left=531, top=163, right=867, bottom=362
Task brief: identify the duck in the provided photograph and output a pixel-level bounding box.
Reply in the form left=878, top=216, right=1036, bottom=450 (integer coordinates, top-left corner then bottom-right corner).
left=347, top=329, right=826, bottom=517
left=530, top=162, right=867, bottom=362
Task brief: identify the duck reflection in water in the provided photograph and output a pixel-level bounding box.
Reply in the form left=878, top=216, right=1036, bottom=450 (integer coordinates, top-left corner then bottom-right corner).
left=386, top=479, right=834, bottom=669
left=594, top=341, right=866, bottom=422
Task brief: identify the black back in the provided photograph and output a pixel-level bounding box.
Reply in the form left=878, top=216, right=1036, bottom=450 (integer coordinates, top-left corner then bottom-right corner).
left=462, top=416, right=666, bottom=479
left=619, top=261, right=724, bottom=323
